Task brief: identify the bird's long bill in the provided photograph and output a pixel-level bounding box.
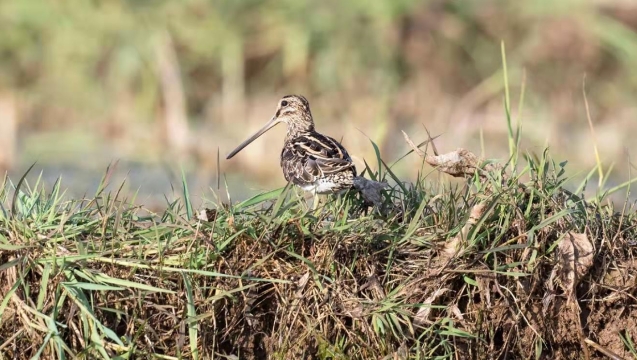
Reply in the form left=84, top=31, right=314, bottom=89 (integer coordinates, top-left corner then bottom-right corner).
left=226, top=116, right=280, bottom=159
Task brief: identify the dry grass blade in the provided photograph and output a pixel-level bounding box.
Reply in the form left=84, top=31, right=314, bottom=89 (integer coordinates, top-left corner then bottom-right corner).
left=582, top=75, right=604, bottom=188
left=585, top=338, right=627, bottom=360
left=442, top=202, right=486, bottom=259
left=402, top=130, right=425, bottom=157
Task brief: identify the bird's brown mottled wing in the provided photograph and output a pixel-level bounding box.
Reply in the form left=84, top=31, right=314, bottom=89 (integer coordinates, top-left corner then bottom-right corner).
left=281, top=132, right=356, bottom=186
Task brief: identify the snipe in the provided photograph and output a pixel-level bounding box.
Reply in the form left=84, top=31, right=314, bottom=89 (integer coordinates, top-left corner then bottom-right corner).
left=226, top=95, right=357, bottom=207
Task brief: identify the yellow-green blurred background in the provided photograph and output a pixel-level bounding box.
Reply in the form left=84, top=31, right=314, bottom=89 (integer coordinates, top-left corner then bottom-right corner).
left=2, top=0, right=636, bottom=209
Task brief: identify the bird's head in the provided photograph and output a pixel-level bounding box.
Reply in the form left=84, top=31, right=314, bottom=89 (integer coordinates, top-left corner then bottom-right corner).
left=226, top=95, right=315, bottom=159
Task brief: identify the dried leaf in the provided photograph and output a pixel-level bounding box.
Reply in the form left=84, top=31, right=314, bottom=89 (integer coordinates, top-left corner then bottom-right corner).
left=426, top=148, right=480, bottom=178
left=295, top=272, right=311, bottom=299
left=554, top=232, right=594, bottom=301
left=403, top=131, right=505, bottom=180
left=414, top=288, right=449, bottom=326
left=442, top=237, right=461, bottom=259
left=467, top=203, right=486, bottom=226
left=449, top=304, right=464, bottom=321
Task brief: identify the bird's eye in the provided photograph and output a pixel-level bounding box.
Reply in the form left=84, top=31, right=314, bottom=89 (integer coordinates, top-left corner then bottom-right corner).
left=281, top=100, right=288, bottom=107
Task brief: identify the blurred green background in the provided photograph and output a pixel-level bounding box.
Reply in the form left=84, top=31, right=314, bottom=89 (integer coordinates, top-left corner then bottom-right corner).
left=1, top=0, right=636, bottom=210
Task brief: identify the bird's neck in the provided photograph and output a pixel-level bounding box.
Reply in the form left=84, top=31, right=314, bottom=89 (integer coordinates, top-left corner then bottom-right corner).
left=286, top=117, right=315, bottom=140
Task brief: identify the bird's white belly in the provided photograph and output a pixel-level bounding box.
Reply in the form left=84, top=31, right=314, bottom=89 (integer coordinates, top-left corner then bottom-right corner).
left=301, top=180, right=340, bottom=194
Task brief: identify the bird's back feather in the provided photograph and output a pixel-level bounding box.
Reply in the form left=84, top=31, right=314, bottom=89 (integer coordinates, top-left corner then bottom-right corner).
left=281, top=132, right=356, bottom=188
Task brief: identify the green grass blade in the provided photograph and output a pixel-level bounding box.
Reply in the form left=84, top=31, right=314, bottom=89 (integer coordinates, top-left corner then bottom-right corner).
left=181, top=168, right=193, bottom=220
left=93, top=274, right=175, bottom=294
left=36, top=263, right=52, bottom=311
left=11, top=162, right=36, bottom=219
left=0, top=279, right=21, bottom=327
left=236, top=187, right=285, bottom=210
left=400, top=196, right=429, bottom=244
left=182, top=272, right=199, bottom=360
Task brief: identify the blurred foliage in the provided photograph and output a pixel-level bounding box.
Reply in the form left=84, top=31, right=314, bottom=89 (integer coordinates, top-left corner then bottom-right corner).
left=2, top=0, right=637, bottom=126
left=0, top=0, right=421, bottom=125
left=2, top=0, right=637, bottom=199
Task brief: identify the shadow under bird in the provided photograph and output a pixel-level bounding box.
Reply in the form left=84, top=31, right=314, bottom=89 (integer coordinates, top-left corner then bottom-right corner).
left=226, top=95, right=357, bottom=205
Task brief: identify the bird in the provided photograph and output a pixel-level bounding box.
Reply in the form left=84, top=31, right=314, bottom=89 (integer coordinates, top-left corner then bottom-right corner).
left=226, top=95, right=357, bottom=208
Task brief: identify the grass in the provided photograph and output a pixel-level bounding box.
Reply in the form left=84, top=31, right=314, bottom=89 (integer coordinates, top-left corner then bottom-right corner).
left=1, top=134, right=637, bottom=359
